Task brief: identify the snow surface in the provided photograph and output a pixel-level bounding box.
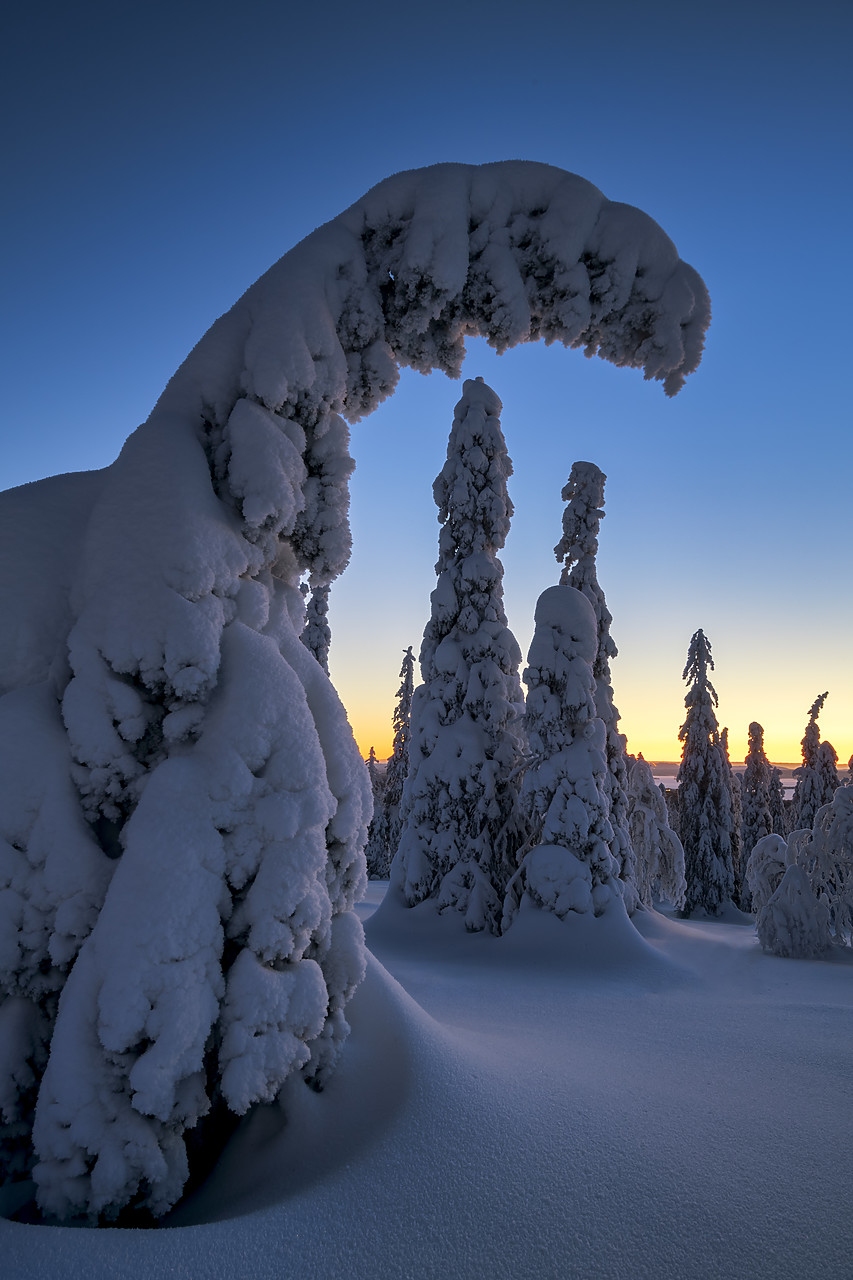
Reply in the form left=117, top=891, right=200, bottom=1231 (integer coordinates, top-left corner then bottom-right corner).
left=4, top=882, right=852, bottom=1280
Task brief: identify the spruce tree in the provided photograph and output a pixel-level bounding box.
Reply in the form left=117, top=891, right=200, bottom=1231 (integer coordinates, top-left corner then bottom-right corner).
left=627, top=754, right=686, bottom=911
left=503, top=585, right=622, bottom=927
left=372, top=646, right=415, bottom=876
left=364, top=746, right=389, bottom=878
left=740, top=722, right=780, bottom=911
left=791, top=693, right=831, bottom=831
left=719, top=727, right=743, bottom=897
left=676, top=630, right=735, bottom=915
left=395, top=379, right=526, bottom=932
left=553, top=461, right=637, bottom=913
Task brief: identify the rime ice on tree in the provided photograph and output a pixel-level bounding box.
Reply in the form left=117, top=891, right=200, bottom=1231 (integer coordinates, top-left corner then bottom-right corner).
left=301, top=582, right=332, bottom=672
left=394, top=379, right=526, bottom=932
left=503, top=585, right=622, bottom=927
left=553, top=461, right=637, bottom=912
left=676, top=630, right=735, bottom=916
left=0, top=159, right=710, bottom=1219
left=627, top=754, right=686, bottom=911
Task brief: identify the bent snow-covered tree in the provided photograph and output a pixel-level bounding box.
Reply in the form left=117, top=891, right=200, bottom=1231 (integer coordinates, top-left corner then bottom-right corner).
left=554, top=461, right=637, bottom=912
left=504, top=585, right=623, bottom=926
left=394, top=378, right=526, bottom=932
left=0, top=160, right=709, bottom=1220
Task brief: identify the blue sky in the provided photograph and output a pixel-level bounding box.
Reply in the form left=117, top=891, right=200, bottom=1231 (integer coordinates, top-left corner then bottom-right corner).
left=3, top=0, right=851, bottom=762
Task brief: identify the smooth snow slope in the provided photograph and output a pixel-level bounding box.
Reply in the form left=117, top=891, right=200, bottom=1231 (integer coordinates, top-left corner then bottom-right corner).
left=3, top=886, right=852, bottom=1280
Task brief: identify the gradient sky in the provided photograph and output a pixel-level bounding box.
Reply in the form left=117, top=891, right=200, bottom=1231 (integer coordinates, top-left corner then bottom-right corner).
left=3, top=0, right=851, bottom=765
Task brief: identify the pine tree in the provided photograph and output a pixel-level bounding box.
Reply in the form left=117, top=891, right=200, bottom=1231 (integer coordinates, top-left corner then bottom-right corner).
left=740, top=722, right=781, bottom=911
left=301, top=582, right=332, bottom=672
left=364, top=746, right=389, bottom=878
left=372, top=646, right=415, bottom=876
left=395, top=379, right=526, bottom=932
left=791, top=693, right=831, bottom=831
left=503, top=585, right=622, bottom=927
left=627, top=754, right=686, bottom=911
left=676, top=630, right=735, bottom=915
left=553, top=461, right=637, bottom=913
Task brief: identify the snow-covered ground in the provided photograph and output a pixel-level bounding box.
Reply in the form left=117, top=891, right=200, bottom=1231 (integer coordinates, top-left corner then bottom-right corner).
left=3, top=882, right=851, bottom=1280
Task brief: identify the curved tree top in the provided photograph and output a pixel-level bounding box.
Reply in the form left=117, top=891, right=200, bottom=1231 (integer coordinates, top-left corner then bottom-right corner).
left=159, top=160, right=710, bottom=433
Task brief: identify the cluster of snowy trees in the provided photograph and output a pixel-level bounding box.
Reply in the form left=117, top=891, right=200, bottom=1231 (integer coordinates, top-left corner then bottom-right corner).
left=363, top=379, right=684, bottom=936
left=0, top=159, right=714, bottom=1223
left=672, top=638, right=852, bottom=958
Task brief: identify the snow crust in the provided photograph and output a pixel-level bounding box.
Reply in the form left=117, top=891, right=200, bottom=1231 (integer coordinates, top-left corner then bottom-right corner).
left=4, top=887, right=852, bottom=1280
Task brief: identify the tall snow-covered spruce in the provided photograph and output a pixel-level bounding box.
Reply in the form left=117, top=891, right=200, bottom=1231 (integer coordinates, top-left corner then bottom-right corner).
left=554, top=462, right=637, bottom=912
left=394, top=379, right=526, bottom=932
left=0, top=160, right=709, bottom=1220
left=503, top=586, right=622, bottom=927
left=676, top=630, right=735, bottom=916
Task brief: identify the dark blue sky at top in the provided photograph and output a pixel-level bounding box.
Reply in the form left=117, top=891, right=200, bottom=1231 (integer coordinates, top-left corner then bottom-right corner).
left=2, top=0, right=851, bottom=758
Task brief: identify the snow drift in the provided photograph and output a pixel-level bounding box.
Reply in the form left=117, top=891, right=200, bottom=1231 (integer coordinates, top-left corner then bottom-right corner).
left=0, top=160, right=710, bottom=1220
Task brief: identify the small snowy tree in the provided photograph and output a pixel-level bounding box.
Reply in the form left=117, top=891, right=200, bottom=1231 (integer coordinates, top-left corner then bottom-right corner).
left=719, top=727, right=743, bottom=896
left=503, top=586, right=622, bottom=927
left=364, top=747, right=388, bottom=878
left=370, top=646, right=414, bottom=875
left=394, top=379, right=526, bottom=932
left=553, top=461, right=637, bottom=913
left=745, top=833, right=790, bottom=914
left=676, top=630, right=735, bottom=916
left=790, top=693, right=831, bottom=831
left=627, top=754, right=686, bottom=911
left=739, top=722, right=781, bottom=911
left=300, top=582, right=331, bottom=672
left=755, top=864, right=831, bottom=959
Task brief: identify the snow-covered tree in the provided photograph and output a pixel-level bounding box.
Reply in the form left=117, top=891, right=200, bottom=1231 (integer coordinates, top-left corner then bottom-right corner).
left=802, top=787, right=853, bottom=946
left=676, top=630, right=735, bottom=916
left=719, top=727, right=743, bottom=897
left=370, top=646, right=415, bottom=877
left=739, top=722, right=783, bottom=911
left=0, top=160, right=709, bottom=1220
left=745, top=833, right=790, bottom=914
left=553, top=461, right=637, bottom=913
left=755, top=864, right=831, bottom=959
left=790, top=693, right=831, bottom=831
left=816, top=740, right=840, bottom=804
left=301, top=582, right=331, bottom=672
left=394, top=378, right=526, bottom=932
left=627, top=754, right=686, bottom=911
left=364, top=747, right=388, bottom=878
left=503, top=586, right=622, bottom=927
